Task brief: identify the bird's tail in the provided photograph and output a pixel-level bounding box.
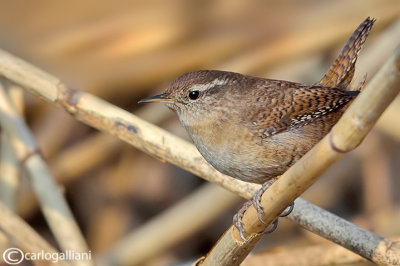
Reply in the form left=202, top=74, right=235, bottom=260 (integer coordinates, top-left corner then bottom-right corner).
left=318, top=17, right=375, bottom=89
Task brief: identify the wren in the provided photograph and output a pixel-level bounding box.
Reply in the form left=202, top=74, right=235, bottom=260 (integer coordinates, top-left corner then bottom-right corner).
left=139, top=17, right=375, bottom=240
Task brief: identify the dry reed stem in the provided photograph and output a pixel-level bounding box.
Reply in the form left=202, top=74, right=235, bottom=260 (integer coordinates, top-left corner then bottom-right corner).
left=0, top=48, right=398, bottom=264
left=200, top=46, right=400, bottom=266
left=0, top=82, right=24, bottom=211
left=0, top=202, right=69, bottom=266
left=0, top=132, right=18, bottom=210
left=0, top=83, right=24, bottom=256
left=288, top=199, right=396, bottom=265
left=0, top=82, right=92, bottom=266
left=99, top=183, right=241, bottom=266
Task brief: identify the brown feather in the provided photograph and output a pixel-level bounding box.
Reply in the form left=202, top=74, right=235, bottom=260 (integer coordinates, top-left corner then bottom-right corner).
left=240, top=81, right=358, bottom=138
left=318, top=17, right=375, bottom=88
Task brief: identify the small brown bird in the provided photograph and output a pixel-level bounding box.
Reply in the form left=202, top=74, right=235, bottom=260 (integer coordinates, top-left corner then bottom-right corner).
left=139, top=17, right=375, bottom=240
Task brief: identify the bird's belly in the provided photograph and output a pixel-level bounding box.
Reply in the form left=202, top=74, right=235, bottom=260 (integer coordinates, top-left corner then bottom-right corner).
left=191, top=125, right=325, bottom=184
left=194, top=141, right=288, bottom=184
left=191, top=137, right=293, bottom=184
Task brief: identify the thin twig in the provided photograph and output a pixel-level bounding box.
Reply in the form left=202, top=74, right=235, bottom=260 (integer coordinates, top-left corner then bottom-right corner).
left=0, top=81, right=92, bottom=266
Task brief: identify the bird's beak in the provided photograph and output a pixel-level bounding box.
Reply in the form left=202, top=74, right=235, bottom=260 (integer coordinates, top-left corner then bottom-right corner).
left=138, top=93, right=171, bottom=103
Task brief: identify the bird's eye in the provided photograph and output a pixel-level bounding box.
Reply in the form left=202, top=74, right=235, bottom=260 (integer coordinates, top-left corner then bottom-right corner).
left=188, top=90, right=200, bottom=100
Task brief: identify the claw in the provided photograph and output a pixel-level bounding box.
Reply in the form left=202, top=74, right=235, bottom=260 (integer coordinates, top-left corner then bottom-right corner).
left=264, top=219, right=279, bottom=234
left=233, top=213, right=248, bottom=242
left=253, top=188, right=267, bottom=225
left=280, top=202, right=294, bottom=217
left=233, top=201, right=252, bottom=242
left=251, top=179, right=276, bottom=224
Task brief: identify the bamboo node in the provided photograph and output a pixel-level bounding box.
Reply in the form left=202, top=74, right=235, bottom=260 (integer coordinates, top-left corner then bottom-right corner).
left=328, top=131, right=347, bottom=153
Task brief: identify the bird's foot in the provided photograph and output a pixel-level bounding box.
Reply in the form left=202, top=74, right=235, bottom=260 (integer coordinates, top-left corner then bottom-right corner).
left=233, top=179, right=295, bottom=242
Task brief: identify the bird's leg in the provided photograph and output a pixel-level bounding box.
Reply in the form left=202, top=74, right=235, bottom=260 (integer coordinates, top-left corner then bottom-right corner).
left=233, top=177, right=295, bottom=242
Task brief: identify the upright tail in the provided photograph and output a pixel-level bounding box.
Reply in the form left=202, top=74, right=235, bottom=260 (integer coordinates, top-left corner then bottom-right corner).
left=318, top=17, right=375, bottom=89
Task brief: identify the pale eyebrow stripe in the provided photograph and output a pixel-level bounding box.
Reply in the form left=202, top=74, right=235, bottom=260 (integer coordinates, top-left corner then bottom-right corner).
left=189, top=78, right=228, bottom=92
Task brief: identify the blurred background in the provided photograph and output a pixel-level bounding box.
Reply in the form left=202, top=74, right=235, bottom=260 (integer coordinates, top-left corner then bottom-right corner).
left=0, top=0, right=399, bottom=265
